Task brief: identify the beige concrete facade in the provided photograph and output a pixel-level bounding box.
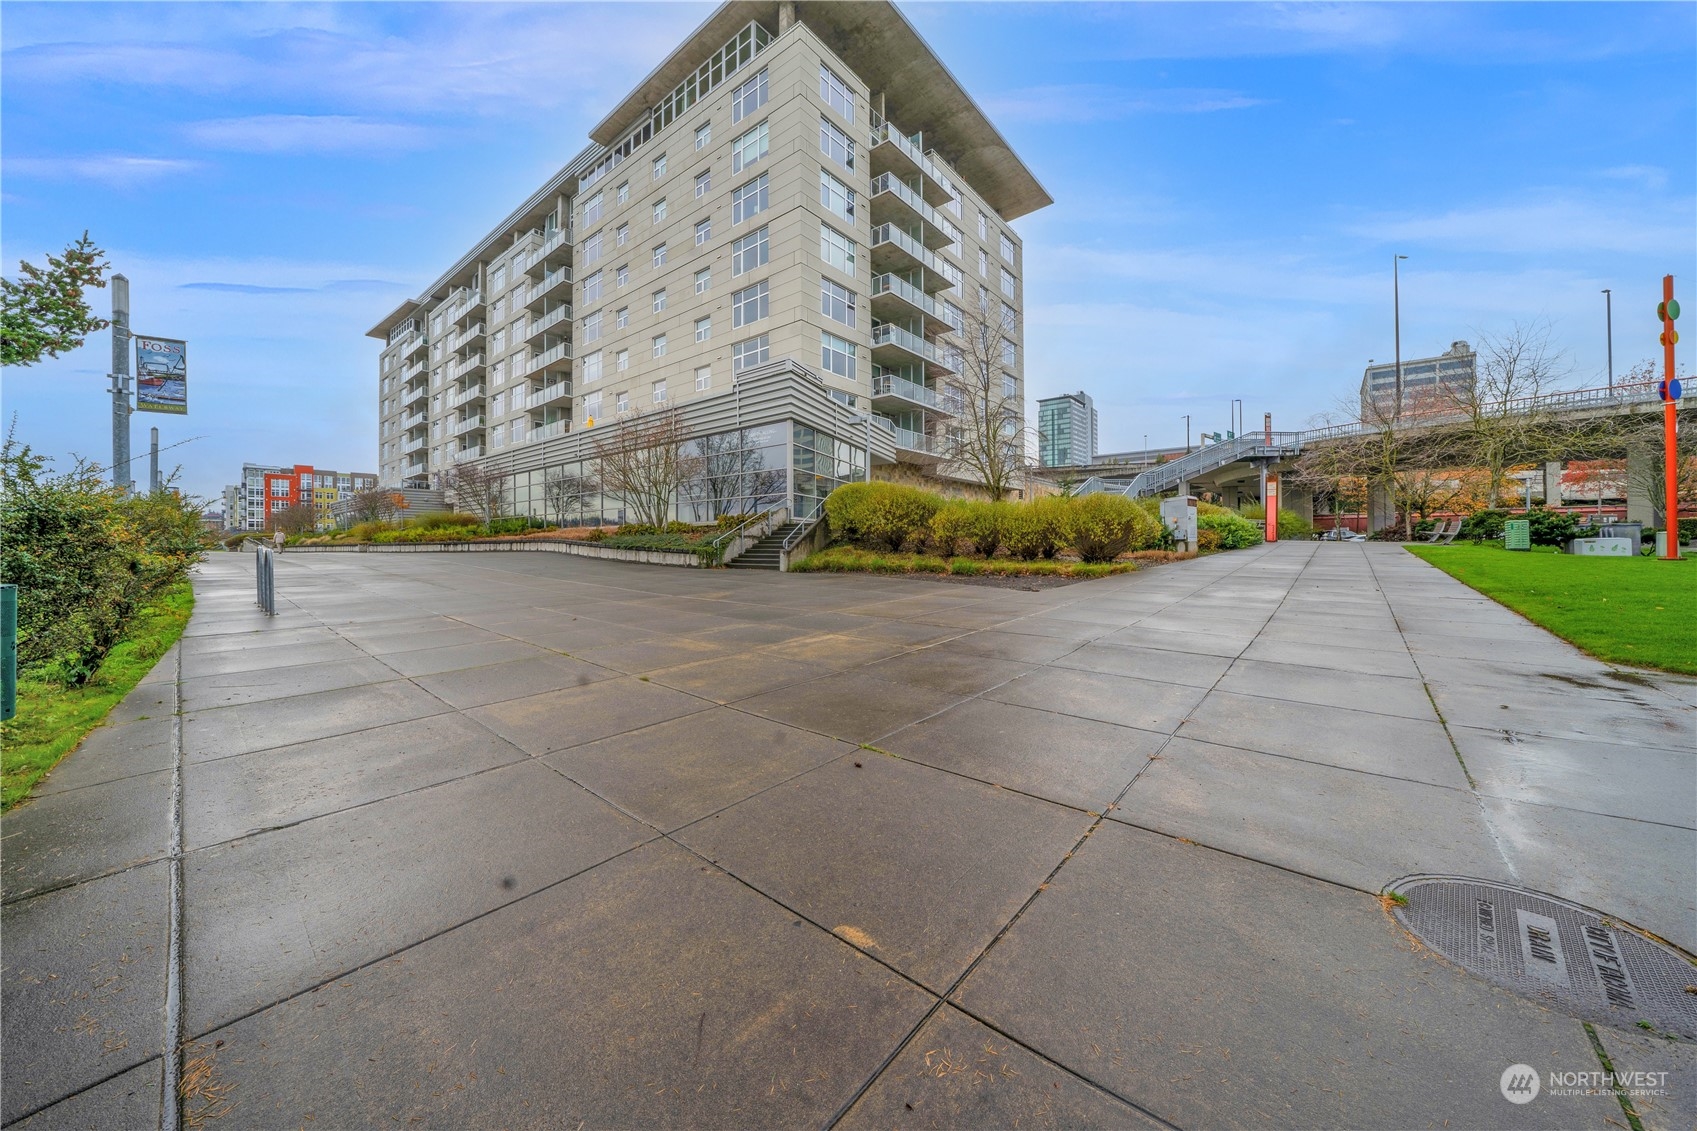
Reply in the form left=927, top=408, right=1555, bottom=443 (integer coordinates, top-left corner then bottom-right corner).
left=369, top=0, right=1047, bottom=502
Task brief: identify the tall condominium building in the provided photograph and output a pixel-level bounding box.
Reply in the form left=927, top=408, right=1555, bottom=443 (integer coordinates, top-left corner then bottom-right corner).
left=227, top=463, right=378, bottom=530
left=1359, top=340, right=1476, bottom=420
left=369, top=0, right=1050, bottom=521
left=1037, top=390, right=1098, bottom=468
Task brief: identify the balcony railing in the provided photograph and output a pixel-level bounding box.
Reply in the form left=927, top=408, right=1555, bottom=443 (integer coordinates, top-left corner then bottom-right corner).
left=403, top=453, right=428, bottom=472
left=528, top=380, right=571, bottom=409
left=871, top=372, right=941, bottom=411
left=449, top=322, right=484, bottom=350
left=401, top=332, right=427, bottom=360
left=528, top=303, right=572, bottom=339
left=448, top=383, right=486, bottom=408
left=889, top=425, right=935, bottom=454
left=453, top=445, right=485, bottom=462
left=530, top=418, right=569, bottom=442
left=526, top=341, right=571, bottom=375
left=868, top=123, right=955, bottom=205
left=527, top=267, right=571, bottom=305
left=525, top=228, right=570, bottom=274
left=869, top=173, right=959, bottom=247
left=452, top=414, right=486, bottom=436
left=401, top=358, right=426, bottom=380
left=870, top=224, right=954, bottom=281
left=872, top=321, right=943, bottom=365
left=871, top=273, right=941, bottom=319
left=401, top=435, right=426, bottom=454
left=400, top=382, right=428, bottom=406
left=449, top=352, right=485, bottom=380
left=400, top=410, right=426, bottom=430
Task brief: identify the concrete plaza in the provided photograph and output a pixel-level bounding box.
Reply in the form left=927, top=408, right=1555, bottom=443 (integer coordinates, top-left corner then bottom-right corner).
left=3, top=543, right=1692, bottom=1129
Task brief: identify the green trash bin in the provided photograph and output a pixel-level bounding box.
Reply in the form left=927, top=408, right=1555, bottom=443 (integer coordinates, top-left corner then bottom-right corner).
left=1505, top=519, right=1531, bottom=551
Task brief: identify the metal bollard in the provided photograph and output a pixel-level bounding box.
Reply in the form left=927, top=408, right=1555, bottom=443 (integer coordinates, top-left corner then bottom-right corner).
left=255, top=546, right=276, bottom=616
left=1, top=584, right=16, bottom=721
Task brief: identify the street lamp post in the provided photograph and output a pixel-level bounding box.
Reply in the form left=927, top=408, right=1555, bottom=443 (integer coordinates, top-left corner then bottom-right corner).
left=1602, top=288, right=1614, bottom=389
left=1182, top=414, right=1191, bottom=453
left=1393, top=255, right=1408, bottom=421
left=1231, top=398, right=1242, bottom=437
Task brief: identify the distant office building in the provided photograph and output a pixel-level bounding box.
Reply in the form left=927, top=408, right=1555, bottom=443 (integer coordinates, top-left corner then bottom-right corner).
left=1360, top=341, right=1475, bottom=419
left=228, top=463, right=378, bottom=530
left=1037, top=391, right=1097, bottom=467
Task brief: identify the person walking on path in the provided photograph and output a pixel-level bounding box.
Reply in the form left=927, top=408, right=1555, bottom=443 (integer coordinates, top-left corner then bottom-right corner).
left=272, top=527, right=285, bottom=554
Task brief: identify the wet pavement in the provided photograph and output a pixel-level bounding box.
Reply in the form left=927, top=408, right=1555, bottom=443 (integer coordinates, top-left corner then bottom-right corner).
left=3, top=542, right=1692, bottom=1129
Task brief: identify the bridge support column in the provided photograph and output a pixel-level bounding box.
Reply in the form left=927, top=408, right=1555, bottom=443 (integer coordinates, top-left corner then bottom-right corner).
left=1283, top=486, right=1314, bottom=524
left=1542, top=461, right=1563, bottom=506
left=1626, top=446, right=1656, bottom=525
left=1367, top=480, right=1395, bottom=534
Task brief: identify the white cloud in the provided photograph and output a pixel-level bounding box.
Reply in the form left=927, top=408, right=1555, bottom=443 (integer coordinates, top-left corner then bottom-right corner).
left=1348, top=197, right=1689, bottom=256
left=184, top=114, right=436, bottom=153
left=985, top=84, right=1268, bottom=123
left=1598, top=165, right=1670, bottom=191
left=4, top=155, right=201, bottom=185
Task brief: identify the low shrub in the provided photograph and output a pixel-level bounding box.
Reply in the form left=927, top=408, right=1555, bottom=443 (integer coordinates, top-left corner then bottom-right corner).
left=1236, top=502, right=1314, bottom=540
left=792, top=546, right=1134, bottom=578
left=1197, top=529, right=1222, bottom=552
left=928, top=502, right=975, bottom=556
left=824, top=481, right=940, bottom=550
left=485, top=516, right=549, bottom=536
left=1680, top=518, right=1697, bottom=543
left=1526, top=507, right=1579, bottom=547
left=599, top=532, right=721, bottom=565
left=1461, top=509, right=1510, bottom=542
left=1004, top=496, right=1067, bottom=560
left=966, top=500, right=1011, bottom=558
left=715, top=511, right=763, bottom=531
left=371, top=525, right=478, bottom=543
left=1197, top=510, right=1262, bottom=550
left=1062, top=494, right=1163, bottom=562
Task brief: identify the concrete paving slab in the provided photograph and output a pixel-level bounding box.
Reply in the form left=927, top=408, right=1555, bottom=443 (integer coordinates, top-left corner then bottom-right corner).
left=376, top=637, right=551, bottom=677
left=179, top=625, right=344, bottom=656
left=1453, top=725, right=1694, bottom=828
left=1112, top=736, right=1513, bottom=891
left=7, top=1058, right=162, bottom=1131
left=544, top=707, right=851, bottom=831
left=571, top=634, right=737, bottom=675
left=986, top=667, right=1208, bottom=735
left=929, top=629, right=1087, bottom=665
left=1255, top=621, right=1411, bottom=652
left=182, top=679, right=450, bottom=763
left=1482, top=796, right=1697, bottom=954
left=646, top=651, right=830, bottom=703
left=1179, top=690, right=1469, bottom=788
left=1, top=863, right=167, bottom=1124
left=1427, top=679, right=1694, bottom=747
left=335, top=620, right=516, bottom=655
left=879, top=698, right=1164, bottom=813
left=953, top=821, right=1618, bottom=1130
left=179, top=656, right=396, bottom=711
left=1594, top=1024, right=1697, bottom=1131
left=1096, top=623, right=1248, bottom=658
left=195, top=840, right=935, bottom=1129
left=179, top=637, right=365, bottom=678
left=34, top=716, right=174, bottom=796
left=1216, top=657, right=1437, bottom=720
left=1050, top=641, right=1234, bottom=689
left=758, top=631, right=914, bottom=670
left=409, top=651, right=617, bottom=708
left=467, top=675, right=712, bottom=755
left=677, top=754, right=1090, bottom=992
left=183, top=712, right=529, bottom=848
left=1237, top=636, right=1421, bottom=678
left=182, top=759, right=649, bottom=1034
left=838, top=1004, right=1165, bottom=1130
left=862, top=650, right=1036, bottom=697
left=2, top=770, right=170, bottom=900
left=736, top=671, right=964, bottom=744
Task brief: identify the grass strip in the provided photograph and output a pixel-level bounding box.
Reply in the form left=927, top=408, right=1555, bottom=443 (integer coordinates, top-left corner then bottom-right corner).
left=1, top=579, right=194, bottom=810
left=1405, top=543, right=1695, bottom=675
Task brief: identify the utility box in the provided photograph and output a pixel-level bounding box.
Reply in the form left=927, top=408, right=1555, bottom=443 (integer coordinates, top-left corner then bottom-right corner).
left=1161, top=496, right=1198, bottom=551
left=1571, top=537, right=1633, bottom=556
left=1597, top=522, right=1643, bottom=555
left=1504, top=519, right=1531, bottom=550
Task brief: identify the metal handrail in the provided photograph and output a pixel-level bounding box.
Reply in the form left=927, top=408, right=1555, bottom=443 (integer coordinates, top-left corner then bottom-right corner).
left=782, top=501, right=826, bottom=554
left=709, top=505, right=781, bottom=551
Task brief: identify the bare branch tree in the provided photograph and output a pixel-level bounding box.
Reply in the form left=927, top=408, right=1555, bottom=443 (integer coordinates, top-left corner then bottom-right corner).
left=544, top=468, right=596, bottom=524
left=936, top=292, right=1028, bottom=500
left=1432, top=321, right=1571, bottom=506
left=590, top=406, right=702, bottom=527
left=270, top=503, right=319, bottom=535
left=348, top=488, right=402, bottom=524
left=441, top=462, right=506, bottom=524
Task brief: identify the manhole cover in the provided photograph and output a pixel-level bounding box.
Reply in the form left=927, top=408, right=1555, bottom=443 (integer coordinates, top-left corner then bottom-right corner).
left=1390, top=876, right=1697, bottom=1039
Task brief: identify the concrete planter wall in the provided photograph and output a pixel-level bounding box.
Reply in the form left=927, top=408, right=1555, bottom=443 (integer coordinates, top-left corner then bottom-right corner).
left=270, top=539, right=705, bottom=568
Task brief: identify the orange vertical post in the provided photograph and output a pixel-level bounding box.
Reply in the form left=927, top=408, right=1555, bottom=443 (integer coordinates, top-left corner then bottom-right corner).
left=1663, top=275, right=1680, bottom=560
left=1266, top=473, right=1279, bottom=542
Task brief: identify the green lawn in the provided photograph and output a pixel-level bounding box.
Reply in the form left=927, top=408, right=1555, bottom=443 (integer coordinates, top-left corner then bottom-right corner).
left=1, top=580, right=195, bottom=810
left=1405, top=543, right=1696, bottom=675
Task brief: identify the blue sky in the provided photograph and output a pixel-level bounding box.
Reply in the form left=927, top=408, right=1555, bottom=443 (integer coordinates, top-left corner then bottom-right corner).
left=3, top=1, right=1692, bottom=500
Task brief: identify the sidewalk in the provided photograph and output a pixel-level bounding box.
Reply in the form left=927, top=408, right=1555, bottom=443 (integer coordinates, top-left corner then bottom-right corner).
left=4, top=543, right=1691, bottom=1128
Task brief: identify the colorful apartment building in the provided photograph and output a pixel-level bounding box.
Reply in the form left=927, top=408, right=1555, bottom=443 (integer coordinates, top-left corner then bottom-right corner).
left=227, top=463, right=378, bottom=530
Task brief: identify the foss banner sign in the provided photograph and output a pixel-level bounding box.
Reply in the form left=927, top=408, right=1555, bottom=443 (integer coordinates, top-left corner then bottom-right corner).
left=135, top=337, right=187, bottom=415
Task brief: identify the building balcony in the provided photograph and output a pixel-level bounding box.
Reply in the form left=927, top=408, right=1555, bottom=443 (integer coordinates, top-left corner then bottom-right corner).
left=401, top=332, right=427, bottom=361
left=451, top=414, right=486, bottom=437
left=401, top=358, right=426, bottom=381
left=401, top=435, right=426, bottom=454
left=527, top=379, right=572, bottom=410
left=871, top=371, right=955, bottom=417
left=448, top=382, right=486, bottom=409
left=525, top=340, right=572, bottom=376
left=530, top=417, right=569, bottom=442
left=400, top=410, right=427, bottom=430
left=870, top=225, right=954, bottom=291
left=527, top=303, right=572, bottom=342
left=872, top=321, right=954, bottom=378
left=403, top=453, right=428, bottom=474
left=449, top=322, right=485, bottom=351
left=449, top=352, right=486, bottom=380
left=524, top=228, right=572, bottom=276
left=868, top=123, right=954, bottom=208
left=447, top=289, right=484, bottom=327
left=869, top=174, right=958, bottom=250
left=453, top=444, right=485, bottom=463
left=526, top=267, right=571, bottom=309
left=878, top=419, right=943, bottom=463
left=870, top=273, right=949, bottom=336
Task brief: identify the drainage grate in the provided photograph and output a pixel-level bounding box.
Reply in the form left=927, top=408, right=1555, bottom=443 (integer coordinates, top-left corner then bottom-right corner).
left=1390, top=876, right=1697, bottom=1039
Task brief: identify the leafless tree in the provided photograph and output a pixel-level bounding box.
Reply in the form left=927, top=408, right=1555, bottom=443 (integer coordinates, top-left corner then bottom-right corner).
left=441, top=461, right=506, bottom=524
left=590, top=406, right=702, bottom=527
left=936, top=293, right=1029, bottom=500
left=1431, top=321, right=1571, bottom=506
left=270, top=503, right=319, bottom=535
left=348, top=488, right=404, bottom=524
left=544, top=468, right=596, bottom=524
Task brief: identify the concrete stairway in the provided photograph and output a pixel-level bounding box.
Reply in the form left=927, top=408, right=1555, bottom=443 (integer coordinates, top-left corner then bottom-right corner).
left=725, top=521, right=802, bottom=570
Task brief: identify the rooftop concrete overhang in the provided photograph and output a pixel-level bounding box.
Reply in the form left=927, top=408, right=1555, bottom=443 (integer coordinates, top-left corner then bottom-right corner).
left=591, top=0, right=1052, bottom=222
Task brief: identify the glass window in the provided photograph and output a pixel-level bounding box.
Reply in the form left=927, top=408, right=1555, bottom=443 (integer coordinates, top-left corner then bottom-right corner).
left=731, top=280, right=769, bottom=328
left=617, top=264, right=629, bottom=287
left=820, top=64, right=853, bottom=122
left=584, top=231, right=602, bottom=263
left=582, top=193, right=603, bottom=226
left=652, top=289, right=668, bottom=313
left=732, top=121, right=768, bottom=174
left=1001, top=267, right=1017, bottom=297
left=652, top=198, right=667, bottom=224
left=492, top=264, right=506, bottom=291
left=978, top=248, right=989, bottom=277
left=731, top=68, right=767, bottom=123
left=616, top=349, right=629, bottom=371
left=616, top=390, right=630, bottom=412
left=585, top=391, right=602, bottom=417
left=695, top=121, right=712, bottom=150
left=582, top=350, right=602, bottom=383
left=695, top=316, right=712, bottom=343
left=583, top=310, right=602, bottom=342
left=695, top=366, right=712, bottom=391
left=695, top=218, right=712, bottom=245
left=695, top=169, right=711, bottom=198
left=616, top=222, right=629, bottom=246
left=731, top=226, right=769, bottom=276
left=1001, top=339, right=1017, bottom=365
left=694, top=267, right=712, bottom=294
left=1002, top=373, right=1017, bottom=399
left=820, top=277, right=856, bottom=327
left=1000, top=233, right=1016, bottom=262
left=492, top=327, right=506, bottom=352
left=977, top=212, right=988, bottom=240
left=583, top=270, right=602, bottom=302
left=821, top=331, right=855, bottom=378
left=652, top=379, right=667, bottom=403
left=732, top=335, right=770, bottom=373
left=652, top=152, right=667, bottom=179
left=652, top=334, right=668, bottom=358
left=1001, top=302, right=1017, bottom=332
left=652, top=243, right=668, bottom=267
left=820, top=225, right=856, bottom=276
left=819, top=169, right=854, bottom=221
left=616, top=306, right=629, bottom=329
left=616, top=181, right=629, bottom=204
left=819, top=117, right=854, bottom=170
left=731, top=174, right=768, bottom=224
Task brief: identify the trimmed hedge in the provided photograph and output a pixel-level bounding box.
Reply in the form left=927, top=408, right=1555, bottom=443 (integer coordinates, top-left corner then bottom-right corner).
left=1196, top=510, right=1263, bottom=550
left=824, top=482, right=941, bottom=551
